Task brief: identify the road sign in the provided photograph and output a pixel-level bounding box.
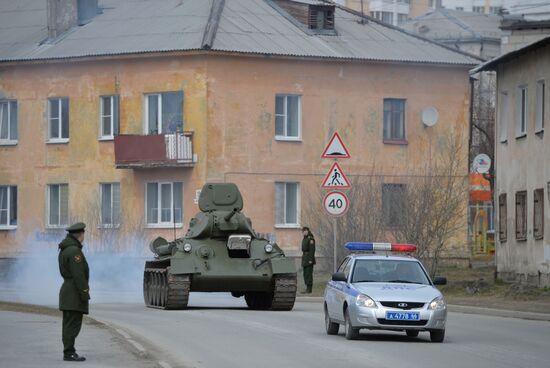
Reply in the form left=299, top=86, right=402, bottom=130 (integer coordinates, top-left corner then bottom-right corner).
left=473, top=153, right=491, bottom=174
left=324, top=191, right=349, bottom=217
left=321, top=162, right=351, bottom=189
left=321, top=132, right=350, bottom=158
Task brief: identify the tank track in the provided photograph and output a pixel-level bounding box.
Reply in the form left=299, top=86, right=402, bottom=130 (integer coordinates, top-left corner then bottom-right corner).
left=143, top=268, right=190, bottom=310
left=270, top=273, right=297, bottom=311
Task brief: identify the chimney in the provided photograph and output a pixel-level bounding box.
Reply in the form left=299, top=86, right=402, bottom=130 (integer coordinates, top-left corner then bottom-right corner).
left=47, top=0, right=98, bottom=39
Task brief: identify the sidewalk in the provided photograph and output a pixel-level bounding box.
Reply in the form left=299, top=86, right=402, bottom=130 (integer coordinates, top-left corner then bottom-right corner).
left=295, top=296, right=550, bottom=321
left=0, top=310, right=158, bottom=368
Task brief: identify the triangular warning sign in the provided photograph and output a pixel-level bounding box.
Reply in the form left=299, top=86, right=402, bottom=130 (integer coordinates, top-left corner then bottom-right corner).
left=321, top=162, right=351, bottom=189
left=322, top=132, right=350, bottom=159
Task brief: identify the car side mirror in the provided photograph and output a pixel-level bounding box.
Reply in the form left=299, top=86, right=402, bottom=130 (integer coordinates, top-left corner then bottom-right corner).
left=433, top=276, right=447, bottom=285
left=332, top=272, right=347, bottom=282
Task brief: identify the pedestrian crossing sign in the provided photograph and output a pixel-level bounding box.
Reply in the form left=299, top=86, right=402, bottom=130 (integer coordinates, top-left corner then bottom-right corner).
left=321, top=132, right=350, bottom=159
left=321, top=162, right=351, bottom=189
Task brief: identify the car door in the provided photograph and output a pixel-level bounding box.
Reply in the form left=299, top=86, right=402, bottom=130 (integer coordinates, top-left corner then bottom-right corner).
left=326, top=257, right=349, bottom=320
left=333, top=258, right=353, bottom=322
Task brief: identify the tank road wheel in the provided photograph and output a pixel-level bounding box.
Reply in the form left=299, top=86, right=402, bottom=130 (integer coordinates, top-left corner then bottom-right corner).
left=245, top=292, right=272, bottom=310
left=144, top=268, right=191, bottom=310
left=270, top=273, right=297, bottom=311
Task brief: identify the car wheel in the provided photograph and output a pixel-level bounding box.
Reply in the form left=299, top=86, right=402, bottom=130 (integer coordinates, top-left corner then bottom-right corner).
left=344, top=309, right=359, bottom=340
left=324, top=305, right=339, bottom=335
left=430, top=329, right=445, bottom=342
left=406, top=330, right=419, bottom=337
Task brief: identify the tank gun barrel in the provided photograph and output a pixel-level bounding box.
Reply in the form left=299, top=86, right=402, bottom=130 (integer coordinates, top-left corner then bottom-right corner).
left=224, top=208, right=238, bottom=222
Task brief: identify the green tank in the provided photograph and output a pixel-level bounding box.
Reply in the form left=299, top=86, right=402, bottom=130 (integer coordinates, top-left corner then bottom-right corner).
left=143, top=183, right=297, bottom=310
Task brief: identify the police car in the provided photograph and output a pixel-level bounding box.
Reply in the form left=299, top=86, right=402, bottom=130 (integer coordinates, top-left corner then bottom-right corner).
left=324, top=242, right=447, bottom=342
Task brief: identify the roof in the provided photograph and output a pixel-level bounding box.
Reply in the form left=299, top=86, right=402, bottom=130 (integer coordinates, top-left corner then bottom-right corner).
left=401, top=8, right=501, bottom=44
left=0, top=0, right=480, bottom=66
left=471, top=35, right=550, bottom=73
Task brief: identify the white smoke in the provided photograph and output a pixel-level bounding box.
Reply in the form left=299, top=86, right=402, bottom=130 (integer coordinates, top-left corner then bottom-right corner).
left=0, top=230, right=150, bottom=306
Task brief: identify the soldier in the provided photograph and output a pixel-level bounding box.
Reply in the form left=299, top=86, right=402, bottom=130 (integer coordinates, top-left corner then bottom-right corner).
left=58, top=222, right=90, bottom=362
left=300, top=226, right=316, bottom=294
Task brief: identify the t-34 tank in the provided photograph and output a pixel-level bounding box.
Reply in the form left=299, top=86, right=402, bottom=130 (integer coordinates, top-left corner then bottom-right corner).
left=143, top=183, right=297, bottom=310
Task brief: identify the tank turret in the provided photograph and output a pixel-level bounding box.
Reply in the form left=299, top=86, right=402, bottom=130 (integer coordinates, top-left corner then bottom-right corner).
left=143, top=182, right=297, bottom=311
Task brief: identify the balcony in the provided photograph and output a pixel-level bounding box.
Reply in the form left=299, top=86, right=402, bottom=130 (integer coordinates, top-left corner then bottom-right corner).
left=114, top=132, right=196, bottom=169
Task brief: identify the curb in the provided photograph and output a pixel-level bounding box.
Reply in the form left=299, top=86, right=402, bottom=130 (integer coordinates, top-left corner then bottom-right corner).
left=294, top=297, right=550, bottom=321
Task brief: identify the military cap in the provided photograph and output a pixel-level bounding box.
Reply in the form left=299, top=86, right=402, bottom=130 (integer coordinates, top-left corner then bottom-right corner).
left=302, top=226, right=310, bottom=231
left=66, top=222, right=86, bottom=233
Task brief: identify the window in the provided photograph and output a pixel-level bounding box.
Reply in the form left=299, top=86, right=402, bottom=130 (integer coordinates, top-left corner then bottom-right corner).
left=516, top=86, right=527, bottom=138
left=456, top=7, right=464, bottom=11
left=371, top=11, right=393, bottom=24
left=535, top=80, right=545, bottom=134
left=383, top=98, right=406, bottom=142
left=145, top=92, right=183, bottom=135
left=489, top=6, right=502, bottom=14
left=382, top=184, right=407, bottom=228
left=534, top=189, right=544, bottom=240
left=499, top=92, right=509, bottom=143
left=100, top=95, right=120, bottom=139
left=397, top=13, right=408, bottom=25
left=275, top=182, right=300, bottom=227
left=498, top=193, right=507, bottom=242
left=275, top=95, right=301, bottom=140
left=0, top=100, right=17, bottom=144
left=146, top=182, right=182, bottom=226
left=472, top=6, right=484, bottom=13
left=309, top=7, right=334, bottom=30
left=100, top=183, right=120, bottom=227
left=48, top=98, right=69, bottom=141
left=515, top=191, right=527, bottom=241
left=0, top=186, right=17, bottom=229
left=48, top=184, right=69, bottom=227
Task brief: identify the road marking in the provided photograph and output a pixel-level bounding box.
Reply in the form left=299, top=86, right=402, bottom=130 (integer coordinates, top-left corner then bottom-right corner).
left=158, top=361, right=172, bottom=368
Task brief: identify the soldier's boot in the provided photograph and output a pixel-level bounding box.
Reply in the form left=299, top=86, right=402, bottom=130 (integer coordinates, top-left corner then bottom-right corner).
left=64, top=353, right=86, bottom=362
left=306, top=284, right=313, bottom=294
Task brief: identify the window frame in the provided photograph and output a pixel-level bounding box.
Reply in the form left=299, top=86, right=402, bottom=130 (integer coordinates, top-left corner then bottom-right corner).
left=535, top=80, right=545, bottom=135
left=144, top=91, right=184, bottom=135
left=498, top=193, right=507, bottom=242
left=516, top=86, right=528, bottom=138
left=275, top=94, right=302, bottom=141
left=499, top=91, right=509, bottom=143
left=47, top=97, right=69, bottom=143
left=47, top=183, right=69, bottom=228
left=144, top=181, right=183, bottom=228
left=515, top=191, right=527, bottom=241
left=534, top=188, right=544, bottom=240
left=274, top=182, right=301, bottom=228
left=0, top=100, right=18, bottom=145
left=100, top=182, right=121, bottom=228
left=383, top=98, right=407, bottom=144
left=0, top=185, right=17, bottom=230
left=99, top=95, right=120, bottom=140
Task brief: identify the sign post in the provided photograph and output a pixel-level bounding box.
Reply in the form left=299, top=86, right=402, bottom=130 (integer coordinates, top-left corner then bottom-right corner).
left=321, top=132, right=351, bottom=272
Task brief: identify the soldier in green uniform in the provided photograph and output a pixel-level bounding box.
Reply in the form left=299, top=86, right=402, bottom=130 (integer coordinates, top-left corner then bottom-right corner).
left=58, top=222, right=90, bottom=362
left=300, top=226, right=316, bottom=294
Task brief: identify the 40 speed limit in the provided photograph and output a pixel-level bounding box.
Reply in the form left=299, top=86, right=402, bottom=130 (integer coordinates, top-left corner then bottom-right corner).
left=323, top=191, right=349, bottom=217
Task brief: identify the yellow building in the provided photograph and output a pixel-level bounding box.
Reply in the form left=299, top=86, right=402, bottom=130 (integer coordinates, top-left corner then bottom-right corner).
left=0, top=0, right=478, bottom=259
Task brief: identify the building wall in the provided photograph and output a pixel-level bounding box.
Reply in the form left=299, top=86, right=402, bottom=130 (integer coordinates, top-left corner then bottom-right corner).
left=495, top=45, right=550, bottom=286
left=205, top=56, right=471, bottom=255
left=0, top=53, right=472, bottom=259
left=0, top=55, right=209, bottom=256
left=501, top=28, right=550, bottom=54
left=338, top=0, right=432, bottom=25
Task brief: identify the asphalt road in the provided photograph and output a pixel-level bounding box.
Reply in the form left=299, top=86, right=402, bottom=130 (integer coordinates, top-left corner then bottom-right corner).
left=91, top=293, right=550, bottom=368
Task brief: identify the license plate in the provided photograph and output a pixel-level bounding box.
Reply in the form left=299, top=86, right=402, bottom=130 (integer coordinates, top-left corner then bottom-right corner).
left=385, top=311, right=420, bottom=321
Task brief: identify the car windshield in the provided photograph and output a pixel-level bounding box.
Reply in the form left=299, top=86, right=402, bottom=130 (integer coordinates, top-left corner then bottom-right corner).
left=351, top=259, right=430, bottom=285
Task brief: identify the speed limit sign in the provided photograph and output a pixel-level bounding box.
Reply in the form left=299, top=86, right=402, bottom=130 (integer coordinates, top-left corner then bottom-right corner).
left=323, top=191, right=349, bottom=217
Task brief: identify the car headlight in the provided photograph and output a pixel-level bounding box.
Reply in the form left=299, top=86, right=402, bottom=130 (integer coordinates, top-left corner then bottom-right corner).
left=265, top=243, right=273, bottom=253
left=183, top=243, right=192, bottom=253
left=356, top=294, right=377, bottom=308
left=428, top=296, right=447, bottom=310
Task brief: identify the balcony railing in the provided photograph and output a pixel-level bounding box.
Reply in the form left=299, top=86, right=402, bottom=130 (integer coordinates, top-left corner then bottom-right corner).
left=114, top=132, right=195, bottom=169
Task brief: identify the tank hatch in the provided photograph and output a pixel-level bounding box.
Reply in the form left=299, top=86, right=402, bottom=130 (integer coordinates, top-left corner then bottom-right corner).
left=199, top=183, right=244, bottom=212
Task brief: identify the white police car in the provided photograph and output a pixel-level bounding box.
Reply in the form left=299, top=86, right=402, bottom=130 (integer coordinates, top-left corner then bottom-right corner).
left=324, top=242, right=447, bottom=342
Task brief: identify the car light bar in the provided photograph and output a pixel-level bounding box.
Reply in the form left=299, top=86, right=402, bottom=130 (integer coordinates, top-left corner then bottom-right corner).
left=344, top=242, right=417, bottom=253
